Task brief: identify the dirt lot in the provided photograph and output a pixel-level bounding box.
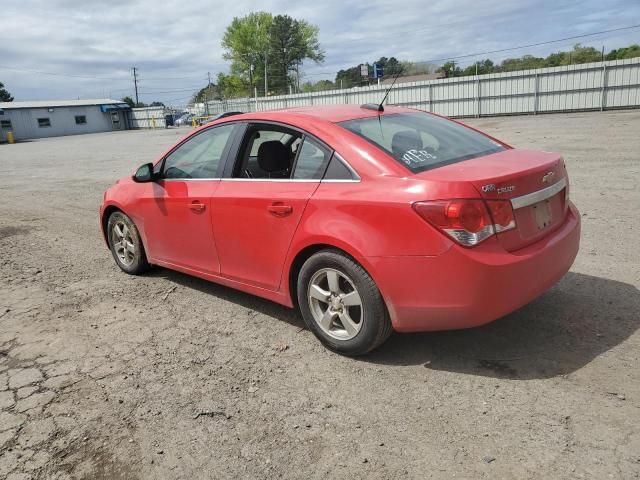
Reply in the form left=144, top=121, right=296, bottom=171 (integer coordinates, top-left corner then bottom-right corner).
left=0, top=111, right=639, bottom=479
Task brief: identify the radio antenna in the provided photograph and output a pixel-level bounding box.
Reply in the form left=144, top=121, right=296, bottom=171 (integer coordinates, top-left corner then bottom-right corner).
left=361, top=66, right=404, bottom=113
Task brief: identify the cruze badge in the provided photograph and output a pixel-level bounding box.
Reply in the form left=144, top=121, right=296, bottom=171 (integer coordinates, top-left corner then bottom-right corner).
left=482, top=184, right=515, bottom=194
left=542, top=171, right=555, bottom=183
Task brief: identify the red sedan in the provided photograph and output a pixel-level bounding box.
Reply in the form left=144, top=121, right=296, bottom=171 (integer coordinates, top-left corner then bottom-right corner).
left=100, top=105, right=580, bottom=355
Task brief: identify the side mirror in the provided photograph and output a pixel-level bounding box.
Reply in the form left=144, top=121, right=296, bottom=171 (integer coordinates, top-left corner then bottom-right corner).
left=133, top=163, right=154, bottom=183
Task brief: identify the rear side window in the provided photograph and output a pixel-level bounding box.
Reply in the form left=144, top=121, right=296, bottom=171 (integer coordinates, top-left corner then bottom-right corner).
left=339, top=112, right=504, bottom=173
left=323, top=154, right=356, bottom=180
left=292, top=138, right=331, bottom=179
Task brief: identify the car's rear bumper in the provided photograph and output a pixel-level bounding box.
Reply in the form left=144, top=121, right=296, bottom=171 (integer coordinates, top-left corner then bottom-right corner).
left=367, top=202, right=581, bottom=332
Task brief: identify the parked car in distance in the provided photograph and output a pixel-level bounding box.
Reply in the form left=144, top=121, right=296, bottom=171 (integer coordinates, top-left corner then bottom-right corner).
left=174, top=113, right=195, bottom=126
left=100, top=105, right=580, bottom=355
left=198, top=111, right=244, bottom=126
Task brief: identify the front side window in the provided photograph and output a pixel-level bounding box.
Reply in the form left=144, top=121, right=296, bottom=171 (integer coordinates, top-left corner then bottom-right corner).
left=339, top=112, right=505, bottom=173
left=75, top=115, right=87, bottom=125
left=162, top=124, right=235, bottom=179
left=37, top=118, right=51, bottom=128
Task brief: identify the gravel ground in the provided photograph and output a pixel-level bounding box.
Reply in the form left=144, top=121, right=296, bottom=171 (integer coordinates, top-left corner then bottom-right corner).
left=0, top=111, right=639, bottom=480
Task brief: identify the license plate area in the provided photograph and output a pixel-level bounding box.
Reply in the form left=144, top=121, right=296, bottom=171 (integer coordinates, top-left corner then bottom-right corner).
left=532, top=199, right=553, bottom=230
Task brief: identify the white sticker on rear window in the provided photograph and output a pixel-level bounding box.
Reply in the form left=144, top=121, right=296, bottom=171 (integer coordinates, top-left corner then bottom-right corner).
left=402, top=149, right=437, bottom=166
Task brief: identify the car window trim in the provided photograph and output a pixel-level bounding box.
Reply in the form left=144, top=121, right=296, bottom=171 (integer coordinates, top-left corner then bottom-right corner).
left=220, top=120, right=361, bottom=182
left=227, top=121, right=303, bottom=179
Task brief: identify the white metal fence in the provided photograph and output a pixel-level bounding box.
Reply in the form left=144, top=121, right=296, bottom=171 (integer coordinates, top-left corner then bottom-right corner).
left=127, top=107, right=166, bottom=128
left=206, top=57, right=640, bottom=118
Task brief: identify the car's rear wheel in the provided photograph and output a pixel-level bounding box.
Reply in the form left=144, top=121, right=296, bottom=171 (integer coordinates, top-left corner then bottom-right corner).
left=297, top=250, right=392, bottom=355
left=107, top=211, right=150, bottom=275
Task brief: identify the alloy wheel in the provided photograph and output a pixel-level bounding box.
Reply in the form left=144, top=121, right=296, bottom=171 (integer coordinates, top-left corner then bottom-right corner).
left=307, top=268, right=363, bottom=340
left=111, top=221, right=136, bottom=266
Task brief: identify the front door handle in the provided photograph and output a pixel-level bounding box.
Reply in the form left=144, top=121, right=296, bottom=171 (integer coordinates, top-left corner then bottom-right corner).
left=189, top=201, right=206, bottom=213
left=267, top=203, right=293, bottom=217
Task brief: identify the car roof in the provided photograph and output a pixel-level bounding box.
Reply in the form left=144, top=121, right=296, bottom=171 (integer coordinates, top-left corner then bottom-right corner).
left=231, top=104, right=418, bottom=124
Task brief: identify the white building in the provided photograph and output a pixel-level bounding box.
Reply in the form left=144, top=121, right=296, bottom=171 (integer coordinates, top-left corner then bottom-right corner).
left=0, top=99, right=131, bottom=142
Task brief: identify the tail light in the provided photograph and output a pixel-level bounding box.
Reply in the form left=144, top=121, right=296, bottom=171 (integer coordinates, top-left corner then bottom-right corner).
left=413, top=199, right=516, bottom=247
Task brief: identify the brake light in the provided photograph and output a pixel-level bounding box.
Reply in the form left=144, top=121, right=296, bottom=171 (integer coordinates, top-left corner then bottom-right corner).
left=412, top=199, right=515, bottom=247
left=486, top=200, right=516, bottom=233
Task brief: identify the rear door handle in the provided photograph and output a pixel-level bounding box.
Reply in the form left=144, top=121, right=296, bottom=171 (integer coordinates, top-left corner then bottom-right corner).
left=189, top=201, right=206, bottom=212
left=267, top=203, right=293, bottom=217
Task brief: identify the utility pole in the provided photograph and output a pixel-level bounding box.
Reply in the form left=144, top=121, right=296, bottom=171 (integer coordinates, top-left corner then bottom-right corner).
left=264, top=52, right=268, bottom=97
left=132, top=66, right=139, bottom=106
left=283, top=47, right=288, bottom=95
left=206, top=71, right=211, bottom=116
left=249, top=64, right=254, bottom=98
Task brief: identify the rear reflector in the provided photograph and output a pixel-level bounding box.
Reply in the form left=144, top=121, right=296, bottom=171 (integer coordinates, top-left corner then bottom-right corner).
left=413, top=199, right=516, bottom=247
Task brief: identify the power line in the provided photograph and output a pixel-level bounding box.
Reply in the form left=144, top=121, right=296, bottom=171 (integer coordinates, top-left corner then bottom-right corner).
left=138, top=87, right=201, bottom=95
left=0, top=65, right=127, bottom=81
left=413, top=24, right=640, bottom=66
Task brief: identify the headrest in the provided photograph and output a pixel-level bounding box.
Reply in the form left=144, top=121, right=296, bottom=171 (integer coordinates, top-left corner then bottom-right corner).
left=257, top=141, right=290, bottom=173
left=391, top=130, right=423, bottom=157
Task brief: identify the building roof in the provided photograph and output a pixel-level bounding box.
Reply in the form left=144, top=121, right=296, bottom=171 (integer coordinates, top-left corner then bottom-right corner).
left=0, top=99, right=128, bottom=109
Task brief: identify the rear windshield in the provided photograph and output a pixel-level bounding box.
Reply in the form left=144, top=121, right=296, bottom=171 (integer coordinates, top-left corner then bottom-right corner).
left=338, top=112, right=505, bottom=173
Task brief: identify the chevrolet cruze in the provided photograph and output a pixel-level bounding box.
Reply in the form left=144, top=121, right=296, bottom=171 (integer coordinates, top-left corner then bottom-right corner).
left=100, top=105, right=580, bottom=355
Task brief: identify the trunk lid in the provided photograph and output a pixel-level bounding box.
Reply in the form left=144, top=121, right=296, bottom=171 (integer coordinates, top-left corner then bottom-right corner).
left=417, top=149, right=569, bottom=251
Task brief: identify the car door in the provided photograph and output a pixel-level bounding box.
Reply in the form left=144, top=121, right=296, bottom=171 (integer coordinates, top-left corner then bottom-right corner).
left=211, top=123, right=333, bottom=290
left=137, top=123, right=237, bottom=274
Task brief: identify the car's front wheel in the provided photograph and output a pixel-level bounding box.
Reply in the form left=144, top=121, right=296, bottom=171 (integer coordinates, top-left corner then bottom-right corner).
left=297, top=250, right=392, bottom=355
left=107, top=211, right=150, bottom=275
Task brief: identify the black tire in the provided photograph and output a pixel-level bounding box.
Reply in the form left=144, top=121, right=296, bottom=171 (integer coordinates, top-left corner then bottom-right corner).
left=297, top=249, right=392, bottom=355
left=106, top=211, right=150, bottom=275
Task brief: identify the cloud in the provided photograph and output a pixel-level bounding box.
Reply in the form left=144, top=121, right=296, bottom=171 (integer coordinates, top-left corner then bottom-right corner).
left=1, top=0, right=639, bottom=105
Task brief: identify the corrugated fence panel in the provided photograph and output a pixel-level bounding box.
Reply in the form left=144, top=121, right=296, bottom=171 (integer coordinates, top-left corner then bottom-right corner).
left=605, top=62, right=640, bottom=108
left=205, top=58, right=640, bottom=118
left=128, top=107, right=166, bottom=128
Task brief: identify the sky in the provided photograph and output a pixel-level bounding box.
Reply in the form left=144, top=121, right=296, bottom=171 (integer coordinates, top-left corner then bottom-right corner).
left=1, top=0, right=640, bottom=107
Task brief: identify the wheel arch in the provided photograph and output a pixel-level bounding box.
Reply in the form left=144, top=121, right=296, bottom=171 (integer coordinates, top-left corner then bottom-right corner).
left=101, top=204, right=123, bottom=246
left=100, top=204, right=150, bottom=258
left=286, top=241, right=380, bottom=310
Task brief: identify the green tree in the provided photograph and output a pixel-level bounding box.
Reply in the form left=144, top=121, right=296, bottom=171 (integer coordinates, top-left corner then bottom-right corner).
left=268, top=14, right=324, bottom=95
left=221, top=11, right=273, bottom=95
left=567, top=44, right=601, bottom=64
left=500, top=54, right=545, bottom=71
left=122, top=96, right=148, bottom=108
left=462, top=59, right=495, bottom=76
left=216, top=72, right=249, bottom=98
left=605, top=44, right=640, bottom=60
left=122, top=96, right=135, bottom=107
left=335, top=65, right=366, bottom=88
left=192, top=83, right=223, bottom=104
left=439, top=61, right=462, bottom=77
left=0, top=82, right=14, bottom=102
left=301, top=79, right=335, bottom=92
